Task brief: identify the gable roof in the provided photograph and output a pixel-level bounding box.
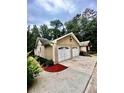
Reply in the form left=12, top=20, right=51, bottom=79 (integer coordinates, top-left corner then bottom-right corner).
left=35, top=37, right=51, bottom=47
left=52, top=32, right=81, bottom=45
left=80, top=40, right=90, bottom=47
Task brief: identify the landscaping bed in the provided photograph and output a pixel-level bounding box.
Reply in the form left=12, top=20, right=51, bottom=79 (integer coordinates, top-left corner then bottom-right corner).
left=44, top=64, right=68, bottom=72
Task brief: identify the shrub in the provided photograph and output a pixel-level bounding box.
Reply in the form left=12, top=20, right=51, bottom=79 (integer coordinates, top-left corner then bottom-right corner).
left=27, top=56, right=42, bottom=86
left=45, top=59, right=54, bottom=66
left=36, top=56, right=54, bottom=67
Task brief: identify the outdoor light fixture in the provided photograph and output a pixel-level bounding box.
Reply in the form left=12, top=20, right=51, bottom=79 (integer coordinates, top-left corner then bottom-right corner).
left=70, top=36, right=72, bottom=42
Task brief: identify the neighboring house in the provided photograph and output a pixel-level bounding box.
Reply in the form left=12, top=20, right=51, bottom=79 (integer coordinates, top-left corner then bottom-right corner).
left=80, top=40, right=91, bottom=54
left=34, top=32, right=90, bottom=64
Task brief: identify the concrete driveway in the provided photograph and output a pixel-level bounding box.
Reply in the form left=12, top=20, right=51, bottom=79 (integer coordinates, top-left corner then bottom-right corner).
left=28, top=56, right=97, bottom=93
left=60, top=56, right=96, bottom=75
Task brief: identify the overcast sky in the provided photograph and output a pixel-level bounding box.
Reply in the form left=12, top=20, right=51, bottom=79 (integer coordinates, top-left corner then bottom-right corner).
left=27, top=0, right=97, bottom=26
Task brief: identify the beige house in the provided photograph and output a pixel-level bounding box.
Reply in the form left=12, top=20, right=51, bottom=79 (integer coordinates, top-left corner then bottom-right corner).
left=34, top=32, right=90, bottom=64
left=80, top=40, right=91, bottom=54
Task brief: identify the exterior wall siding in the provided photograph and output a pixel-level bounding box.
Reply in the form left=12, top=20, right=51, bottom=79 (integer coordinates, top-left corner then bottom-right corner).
left=44, top=46, right=53, bottom=60
left=57, top=36, right=79, bottom=46
left=80, top=47, right=87, bottom=52
left=34, top=41, right=45, bottom=57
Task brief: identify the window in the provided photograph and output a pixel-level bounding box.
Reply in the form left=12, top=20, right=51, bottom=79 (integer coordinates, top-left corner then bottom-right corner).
left=72, top=47, right=77, bottom=49
left=65, top=47, right=69, bottom=49
left=59, top=47, right=64, bottom=49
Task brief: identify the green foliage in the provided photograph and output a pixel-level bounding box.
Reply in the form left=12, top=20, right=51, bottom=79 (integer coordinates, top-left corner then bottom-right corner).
left=65, top=14, right=81, bottom=34
left=51, top=28, right=61, bottom=39
left=82, top=18, right=97, bottom=51
left=65, top=8, right=97, bottom=52
left=82, top=8, right=97, bottom=20
left=27, top=56, right=41, bottom=86
left=50, top=19, right=64, bottom=39
left=45, top=59, right=54, bottom=67
left=36, top=56, right=54, bottom=67
left=50, top=19, right=63, bottom=29
left=27, top=25, right=41, bottom=52
left=39, top=24, right=50, bottom=39
left=61, top=28, right=66, bottom=36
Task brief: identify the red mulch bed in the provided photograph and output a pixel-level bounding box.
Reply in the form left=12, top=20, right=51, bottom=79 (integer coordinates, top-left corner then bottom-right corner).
left=44, top=64, right=68, bottom=72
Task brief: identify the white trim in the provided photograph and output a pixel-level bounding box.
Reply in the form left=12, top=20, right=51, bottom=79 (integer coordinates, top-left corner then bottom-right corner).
left=52, top=44, right=56, bottom=62
left=52, top=32, right=81, bottom=46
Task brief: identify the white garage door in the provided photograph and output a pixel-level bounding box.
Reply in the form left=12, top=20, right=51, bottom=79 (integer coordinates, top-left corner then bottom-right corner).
left=72, top=47, right=79, bottom=57
left=58, top=47, right=71, bottom=62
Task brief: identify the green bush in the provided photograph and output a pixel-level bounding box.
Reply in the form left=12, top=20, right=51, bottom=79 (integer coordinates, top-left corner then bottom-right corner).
left=27, top=56, right=42, bottom=86
left=45, top=59, right=54, bottom=66
left=36, top=56, right=54, bottom=67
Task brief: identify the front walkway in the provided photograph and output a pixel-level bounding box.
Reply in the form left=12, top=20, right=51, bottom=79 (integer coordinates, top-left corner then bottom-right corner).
left=28, top=56, right=97, bottom=93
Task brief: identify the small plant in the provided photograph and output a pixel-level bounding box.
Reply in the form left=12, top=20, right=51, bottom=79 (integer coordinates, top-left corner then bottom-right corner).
left=36, top=56, right=54, bottom=67
left=45, top=59, right=54, bottom=66
left=27, top=56, right=42, bottom=87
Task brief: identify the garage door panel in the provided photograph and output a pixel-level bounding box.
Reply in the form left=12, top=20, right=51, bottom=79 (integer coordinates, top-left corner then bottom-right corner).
left=58, top=47, right=71, bottom=62
left=72, top=47, right=79, bottom=57
left=64, top=47, right=71, bottom=60
left=58, top=47, right=64, bottom=62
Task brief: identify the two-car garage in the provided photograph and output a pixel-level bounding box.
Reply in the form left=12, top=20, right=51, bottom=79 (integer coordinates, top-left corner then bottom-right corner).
left=58, top=46, right=79, bottom=62
left=51, top=32, right=81, bottom=63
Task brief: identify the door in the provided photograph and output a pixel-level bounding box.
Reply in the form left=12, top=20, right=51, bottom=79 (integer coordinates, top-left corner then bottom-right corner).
left=72, top=47, right=79, bottom=57
left=58, top=47, right=71, bottom=62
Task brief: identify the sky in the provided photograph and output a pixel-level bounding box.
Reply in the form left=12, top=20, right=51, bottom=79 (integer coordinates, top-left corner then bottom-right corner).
left=27, top=0, right=97, bottom=27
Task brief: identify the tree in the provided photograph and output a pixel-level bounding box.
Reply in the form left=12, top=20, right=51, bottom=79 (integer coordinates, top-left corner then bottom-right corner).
left=61, top=27, right=66, bottom=36
left=82, top=8, right=97, bottom=20
left=65, top=19, right=80, bottom=34
left=50, top=19, right=63, bottom=39
left=27, top=25, right=41, bottom=52
left=65, top=8, right=97, bottom=52
left=27, top=25, right=31, bottom=41
left=49, top=28, right=61, bottom=39
left=81, top=8, right=97, bottom=52
left=65, top=14, right=82, bottom=40
left=82, top=18, right=97, bottom=51
left=50, top=19, right=63, bottom=29
left=39, top=24, right=51, bottom=39
left=27, top=25, right=32, bottom=52
left=31, top=25, right=41, bottom=38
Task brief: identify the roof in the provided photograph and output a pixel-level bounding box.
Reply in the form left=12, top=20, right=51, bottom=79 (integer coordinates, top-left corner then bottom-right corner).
left=52, top=32, right=81, bottom=45
left=35, top=37, right=51, bottom=47
left=80, top=40, right=90, bottom=47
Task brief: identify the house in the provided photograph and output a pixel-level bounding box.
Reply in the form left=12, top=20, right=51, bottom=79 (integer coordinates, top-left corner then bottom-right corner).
left=34, top=37, right=51, bottom=57
left=80, top=40, right=91, bottom=55
left=34, top=32, right=90, bottom=64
